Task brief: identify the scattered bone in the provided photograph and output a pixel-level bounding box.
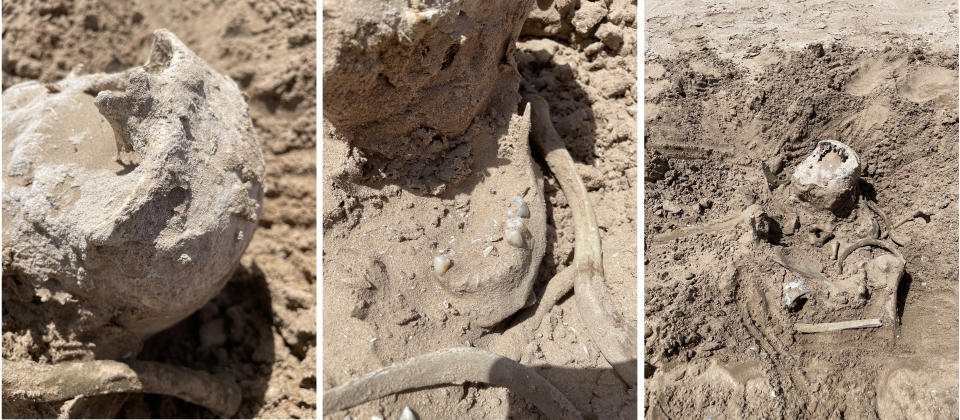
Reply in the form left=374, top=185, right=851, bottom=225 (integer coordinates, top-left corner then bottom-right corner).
left=865, top=254, right=906, bottom=344
left=783, top=282, right=811, bottom=310
left=652, top=204, right=762, bottom=243
left=773, top=248, right=827, bottom=281
left=2, top=359, right=241, bottom=417
left=838, top=239, right=904, bottom=273
left=322, top=347, right=582, bottom=420
left=893, top=209, right=933, bottom=229
left=806, top=224, right=834, bottom=247
left=795, top=318, right=882, bottom=333
left=482, top=245, right=496, bottom=257
left=529, top=95, right=637, bottom=388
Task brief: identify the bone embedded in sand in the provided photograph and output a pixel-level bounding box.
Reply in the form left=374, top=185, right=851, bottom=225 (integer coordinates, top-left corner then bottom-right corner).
left=795, top=318, right=882, bottom=333
left=505, top=229, right=525, bottom=248
left=505, top=216, right=528, bottom=232
left=507, top=196, right=531, bottom=218
left=792, top=140, right=861, bottom=216
left=783, top=281, right=811, bottom=309
left=434, top=255, right=453, bottom=276
left=1, top=29, right=265, bottom=358
left=482, top=245, right=496, bottom=257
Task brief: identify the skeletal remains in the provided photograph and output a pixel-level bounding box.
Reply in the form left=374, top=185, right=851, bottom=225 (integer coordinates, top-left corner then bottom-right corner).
left=321, top=1, right=637, bottom=416
left=2, top=30, right=265, bottom=417
left=323, top=96, right=637, bottom=419
left=654, top=139, right=931, bottom=340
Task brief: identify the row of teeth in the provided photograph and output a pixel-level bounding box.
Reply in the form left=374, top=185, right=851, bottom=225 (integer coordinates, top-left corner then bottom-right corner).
left=504, top=196, right=530, bottom=248
left=433, top=196, right=531, bottom=277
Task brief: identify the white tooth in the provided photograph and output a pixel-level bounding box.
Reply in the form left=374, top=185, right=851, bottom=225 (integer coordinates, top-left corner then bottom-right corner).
left=505, top=229, right=524, bottom=248
left=505, top=217, right=527, bottom=232
left=507, top=196, right=530, bottom=218
left=433, top=255, right=452, bottom=275
left=516, top=203, right=530, bottom=218
left=483, top=245, right=495, bottom=257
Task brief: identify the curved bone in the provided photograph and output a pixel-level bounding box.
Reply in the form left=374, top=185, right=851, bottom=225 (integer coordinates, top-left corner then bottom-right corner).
left=2, top=359, right=241, bottom=417
left=322, top=347, right=582, bottom=420
left=527, top=95, right=638, bottom=388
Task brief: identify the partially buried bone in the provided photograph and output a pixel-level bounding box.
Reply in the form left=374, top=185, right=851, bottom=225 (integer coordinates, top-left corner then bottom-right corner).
left=2, top=30, right=265, bottom=357
left=2, top=358, right=241, bottom=417
left=1, top=29, right=264, bottom=414
left=528, top=95, right=638, bottom=388
left=323, top=347, right=582, bottom=420
left=792, top=140, right=861, bottom=217
left=865, top=254, right=906, bottom=343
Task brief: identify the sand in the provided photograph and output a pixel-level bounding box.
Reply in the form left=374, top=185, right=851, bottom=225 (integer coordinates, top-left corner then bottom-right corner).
left=644, top=0, right=959, bottom=417
left=2, top=0, right=316, bottom=418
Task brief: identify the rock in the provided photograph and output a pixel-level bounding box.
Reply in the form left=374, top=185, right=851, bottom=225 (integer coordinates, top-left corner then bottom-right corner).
left=1, top=30, right=264, bottom=360
left=595, top=68, right=633, bottom=98
left=697, top=199, right=713, bottom=214
left=792, top=140, right=861, bottom=216
left=395, top=310, right=421, bottom=326
left=595, top=22, right=623, bottom=51
left=521, top=1, right=572, bottom=38
left=661, top=200, right=683, bottom=214
left=584, top=41, right=605, bottom=57
left=323, top=0, right=533, bottom=160
left=782, top=213, right=799, bottom=235
left=646, top=154, right=669, bottom=182
left=350, top=299, right=369, bottom=320
left=571, top=1, right=607, bottom=38
left=766, top=156, right=784, bottom=174
left=749, top=211, right=777, bottom=241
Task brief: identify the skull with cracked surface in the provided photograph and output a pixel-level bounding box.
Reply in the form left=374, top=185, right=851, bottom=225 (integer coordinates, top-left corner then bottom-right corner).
left=1, top=30, right=265, bottom=361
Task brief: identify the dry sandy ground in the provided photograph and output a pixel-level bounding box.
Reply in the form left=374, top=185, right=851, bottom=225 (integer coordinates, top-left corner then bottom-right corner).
left=322, top=1, right=638, bottom=419
left=2, top=0, right=316, bottom=418
left=644, top=0, right=959, bottom=418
